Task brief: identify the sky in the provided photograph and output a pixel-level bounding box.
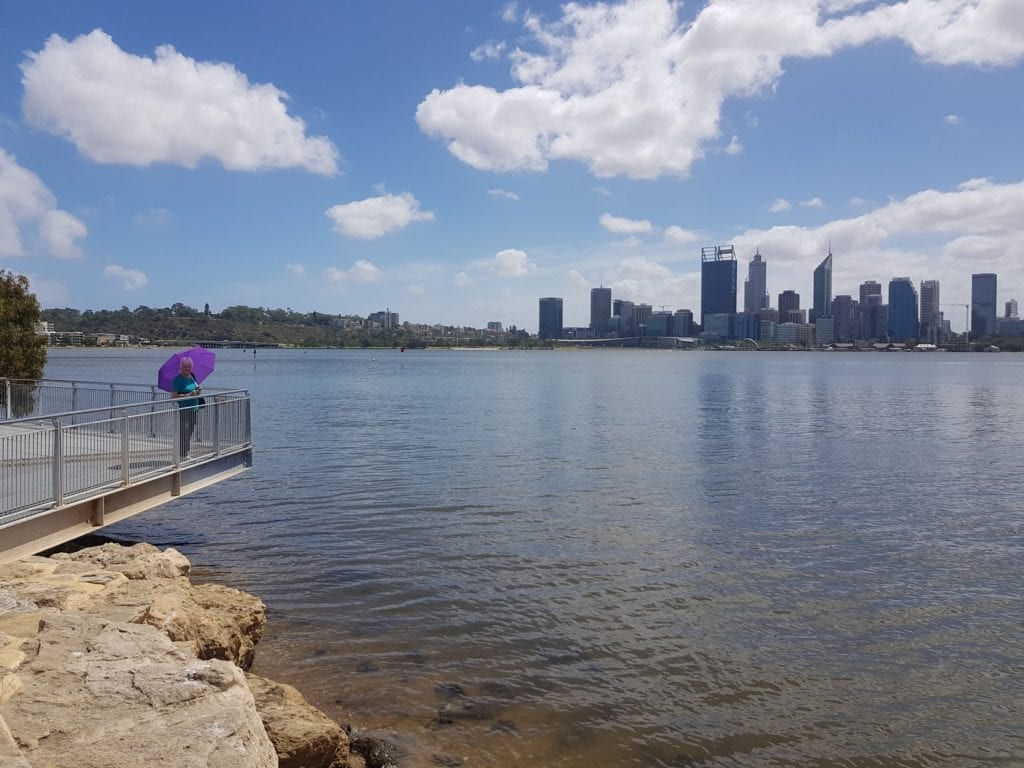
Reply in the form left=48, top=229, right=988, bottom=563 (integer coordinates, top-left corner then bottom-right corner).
left=1, top=0, right=1022, bottom=333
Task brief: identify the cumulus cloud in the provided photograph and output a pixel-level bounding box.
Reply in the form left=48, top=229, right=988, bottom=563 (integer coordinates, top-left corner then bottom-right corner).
left=944, top=113, right=963, bottom=125
left=725, top=135, right=743, bottom=155
left=285, top=262, right=305, bottom=275
left=325, top=260, right=383, bottom=284
left=326, top=192, right=435, bottom=239
left=491, top=248, right=535, bottom=277
left=471, top=40, right=507, bottom=61
left=769, top=198, right=792, bottom=212
left=600, top=213, right=653, bottom=235
left=800, top=197, right=825, bottom=208
left=0, top=149, right=87, bottom=258
left=21, top=29, right=338, bottom=175
left=417, top=0, right=1024, bottom=179
left=567, top=268, right=590, bottom=290
left=104, top=264, right=147, bottom=290
left=488, top=188, right=521, bottom=201
left=732, top=177, right=1024, bottom=314
left=665, top=225, right=699, bottom=244
left=454, top=271, right=473, bottom=287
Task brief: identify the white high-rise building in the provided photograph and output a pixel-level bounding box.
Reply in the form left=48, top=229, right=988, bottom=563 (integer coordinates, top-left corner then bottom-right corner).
left=920, top=280, right=942, bottom=344
left=743, top=249, right=769, bottom=313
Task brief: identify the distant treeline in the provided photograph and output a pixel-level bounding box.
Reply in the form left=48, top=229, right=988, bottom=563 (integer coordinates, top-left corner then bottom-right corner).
left=40, top=304, right=532, bottom=348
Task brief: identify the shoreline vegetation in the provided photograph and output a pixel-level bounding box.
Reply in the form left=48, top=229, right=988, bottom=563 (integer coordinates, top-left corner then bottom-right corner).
left=38, top=303, right=1024, bottom=352
left=0, top=540, right=407, bottom=768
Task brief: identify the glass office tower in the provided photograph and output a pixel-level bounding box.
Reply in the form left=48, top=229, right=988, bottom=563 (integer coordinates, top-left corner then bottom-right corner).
left=701, top=245, right=737, bottom=330
left=971, top=273, right=997, bottom=339
left=538, top=297, right=563, bottom=340
left=888, top=277, right=919, bottom=341
left=590, top=287, right=612, bottom=335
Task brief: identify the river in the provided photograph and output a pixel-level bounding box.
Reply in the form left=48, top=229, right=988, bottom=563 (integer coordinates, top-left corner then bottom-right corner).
left=42, top=347, right=1024, bottom=767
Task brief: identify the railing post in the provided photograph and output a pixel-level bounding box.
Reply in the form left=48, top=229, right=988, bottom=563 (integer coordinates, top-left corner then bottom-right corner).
left=72, top=382, right=79, bottom=413
left=149, top=385, right=158, bottom=437
left=173, top=406, right=181, bottom=468
left=4, top=379, right=10, bottom=420
left=121, top=409, right=131, bottom=485
left=108, top=384, right=117, bottom=432
left=212, top=398, right=221, bottom=454
left=52, top=419, right=64, bottom=508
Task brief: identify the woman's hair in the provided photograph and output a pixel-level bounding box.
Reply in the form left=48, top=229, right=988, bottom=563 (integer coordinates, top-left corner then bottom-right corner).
left=180, top=357, right=193, bottom=369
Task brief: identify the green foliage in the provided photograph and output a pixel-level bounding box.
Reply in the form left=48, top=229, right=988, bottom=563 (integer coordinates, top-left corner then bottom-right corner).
left=0, top=270, right=47, bottom=380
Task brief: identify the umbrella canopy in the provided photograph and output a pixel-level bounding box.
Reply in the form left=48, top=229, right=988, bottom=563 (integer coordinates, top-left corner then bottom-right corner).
left=157, top=346, right=216, bottom=392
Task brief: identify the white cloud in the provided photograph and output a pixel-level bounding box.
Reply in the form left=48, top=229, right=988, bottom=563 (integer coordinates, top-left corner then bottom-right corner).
left=0, top=148, right=87, bottom=258
left=732, top=177, right=1024, bottom=324
left=849, top=196, right=869, bottom=207
left=664, top=225, right=699, bottom=244
left=324, top=260, right=382, bottom=284
left=491, top=248, right=535, bottom=277
left=454, top=271, right=473, bottom=287
left=800, top=197, right=825, bottom=208
left=725, top=135, right=743, bottom=155
left=285, top=262, right=305, bottom=275
left=502, top=2, right=519, bottom=23
left=21, top=29, right=338, bottom=175
left=471, top=40, right=507, bottom=61
left=567, top=268, right=590, bottom=290
left=325, top=192, right=435, bottom=239
left=600, top=213, right=652, bottom=235
left=769, top=198, right=792, bottom=212
left=487, top=188, right=521, bottom=201
left=944, top=113, right=963, bottom=125
left=104, top=264, right=147, bottom=290
left=417, top=0, right=1024, bottom=179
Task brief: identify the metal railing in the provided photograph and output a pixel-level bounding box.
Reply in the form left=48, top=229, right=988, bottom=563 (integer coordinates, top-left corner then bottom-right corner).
left=1, top=378, right=251, bottom=522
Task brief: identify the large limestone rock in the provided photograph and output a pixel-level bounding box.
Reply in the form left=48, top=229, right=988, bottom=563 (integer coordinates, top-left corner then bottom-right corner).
left=247, top=673, right=351, bottom=768
left=0, top=543, right=362, bottom=768
left=1, top=612, right=277, bottom=768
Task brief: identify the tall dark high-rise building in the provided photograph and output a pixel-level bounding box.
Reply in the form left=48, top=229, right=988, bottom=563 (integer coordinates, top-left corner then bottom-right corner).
left=701, top=245, right=737, bottom=327
left=811, top=251, right=833, bottom=324
left=590, top=287, right=612, bottom=335
left=831, top=295, right=856, bottom=342
left=538, top=297, right=563, bottom=340
left=673, top=309, right=694, bottom=336
left=888, top=277, right=919, bottom=341
left=919, top=280, right=942, bottom=344
left=971, top=273, right=997, bottom=338
left=778, top=290, right=801, bottom=324
left=743, top=249, right=768, bottom=312
left=859, top=280, right=882, bottom=307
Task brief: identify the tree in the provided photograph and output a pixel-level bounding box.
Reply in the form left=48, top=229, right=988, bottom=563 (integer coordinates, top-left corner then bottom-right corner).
left=0, top=270, right=47, bottom=415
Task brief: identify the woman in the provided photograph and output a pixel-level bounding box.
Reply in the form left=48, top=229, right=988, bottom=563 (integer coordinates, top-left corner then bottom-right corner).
left=170, top=357, right=203, bottom=459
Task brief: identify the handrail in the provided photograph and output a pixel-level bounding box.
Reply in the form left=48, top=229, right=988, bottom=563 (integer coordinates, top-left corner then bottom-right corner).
left=2, top=389, right=249, bottom=426
left=2, top=376, right=240, bottom=392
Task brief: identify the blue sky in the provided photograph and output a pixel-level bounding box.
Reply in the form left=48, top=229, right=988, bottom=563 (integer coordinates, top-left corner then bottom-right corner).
left=1, top=0, right=1022, bottom=332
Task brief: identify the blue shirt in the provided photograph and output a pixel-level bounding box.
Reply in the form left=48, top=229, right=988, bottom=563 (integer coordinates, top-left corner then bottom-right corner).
left=172, top=373, right=201, bottom=410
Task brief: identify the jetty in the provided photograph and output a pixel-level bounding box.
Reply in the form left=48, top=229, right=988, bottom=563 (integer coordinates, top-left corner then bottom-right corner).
left=0, top=377, right=253, bottom=563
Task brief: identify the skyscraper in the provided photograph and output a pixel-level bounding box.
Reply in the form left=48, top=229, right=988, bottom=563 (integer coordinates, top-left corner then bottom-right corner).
left=859, top=280, right=882, bottom=307
left=971, top=273, right=997, bottom=338
left=590, top=287, right=612, bottom=335
left=701, top=245, right=737, bottom=328
left=778, top=290, right=801, bottom=324
left=1006, top=299, right=1019, bottom=320
left=888, top=277, right=919, bottom=341
left=743, top=249, right=768, bottom=313
left=919, top=279, right=941, bottom=344
left=811, top=250, right=833, bottom=324
left=831, top=295, right=856, bottom=342
left=538, top=297, right=563, bottom=340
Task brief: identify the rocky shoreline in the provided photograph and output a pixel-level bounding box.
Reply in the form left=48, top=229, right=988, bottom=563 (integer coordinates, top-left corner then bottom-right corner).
left=0, top=542, right=399, bottom=768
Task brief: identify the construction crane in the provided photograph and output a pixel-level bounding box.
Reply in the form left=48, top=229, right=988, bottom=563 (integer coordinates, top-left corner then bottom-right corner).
left=942, top=302, right=979, bottom=349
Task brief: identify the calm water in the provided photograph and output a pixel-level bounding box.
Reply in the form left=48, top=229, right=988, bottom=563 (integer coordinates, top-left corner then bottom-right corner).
left=43, top=348, right=1024, bottom=767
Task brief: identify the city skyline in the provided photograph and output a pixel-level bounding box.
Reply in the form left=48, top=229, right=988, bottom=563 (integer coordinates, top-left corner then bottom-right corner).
left=2, top=1, right=1023, bottom=332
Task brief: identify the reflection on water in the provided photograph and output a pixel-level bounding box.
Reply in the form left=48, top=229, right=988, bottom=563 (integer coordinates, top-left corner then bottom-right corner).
left=43, top=349, right=1024, bottom=767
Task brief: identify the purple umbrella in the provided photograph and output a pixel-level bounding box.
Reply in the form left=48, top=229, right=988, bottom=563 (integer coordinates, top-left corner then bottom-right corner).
left=157, top=346, right=216, bottom=392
